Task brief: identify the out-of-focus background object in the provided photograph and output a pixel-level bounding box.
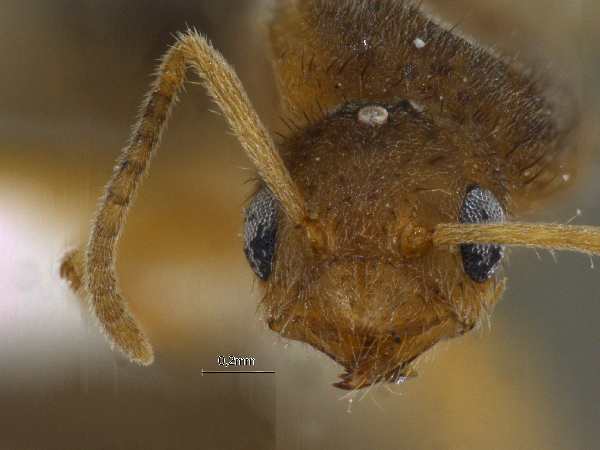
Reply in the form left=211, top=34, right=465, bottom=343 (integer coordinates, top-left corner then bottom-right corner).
left=0, top=1, right=598, bottom=449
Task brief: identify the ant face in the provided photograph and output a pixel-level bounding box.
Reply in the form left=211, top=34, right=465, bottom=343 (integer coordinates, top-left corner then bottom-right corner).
left=249, top=100, right=508, bottom=388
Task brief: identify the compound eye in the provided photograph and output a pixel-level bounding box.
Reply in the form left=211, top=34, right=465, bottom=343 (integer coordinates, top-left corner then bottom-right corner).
left=459, top=185, right=506, bottom=283
left=243, top=187, right=279, bottom=280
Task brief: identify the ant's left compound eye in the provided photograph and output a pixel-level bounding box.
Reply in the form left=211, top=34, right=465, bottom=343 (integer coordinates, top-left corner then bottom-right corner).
left=244, top=187, right=279, bottom=280
left=459, top=185, right=506, bottom=283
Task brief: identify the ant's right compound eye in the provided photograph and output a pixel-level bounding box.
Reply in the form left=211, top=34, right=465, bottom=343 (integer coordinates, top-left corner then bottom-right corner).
left=243, top=187, right=279, bottom=281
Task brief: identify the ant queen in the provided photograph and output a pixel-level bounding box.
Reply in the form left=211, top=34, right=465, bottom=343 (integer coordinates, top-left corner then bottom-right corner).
left=60, top=0, right=597, bottom=390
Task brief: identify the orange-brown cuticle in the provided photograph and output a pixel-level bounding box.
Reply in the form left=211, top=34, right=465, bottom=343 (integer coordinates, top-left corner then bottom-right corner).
left=392, top=221, right=433, bottom=257
left=303, top=218, right=331, bottom=253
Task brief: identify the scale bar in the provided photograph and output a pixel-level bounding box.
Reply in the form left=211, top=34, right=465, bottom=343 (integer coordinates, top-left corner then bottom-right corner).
left=202, top=369, right=275, bottom=374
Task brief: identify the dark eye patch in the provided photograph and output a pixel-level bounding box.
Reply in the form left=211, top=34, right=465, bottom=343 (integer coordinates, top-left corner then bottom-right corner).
left=243, top=187, right=279, bottom=280
left=459, top=185, right=505, bottom=283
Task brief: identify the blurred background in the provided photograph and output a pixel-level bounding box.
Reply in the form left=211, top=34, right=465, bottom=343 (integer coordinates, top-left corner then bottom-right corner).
left=0, top=1, right=598, bottom=449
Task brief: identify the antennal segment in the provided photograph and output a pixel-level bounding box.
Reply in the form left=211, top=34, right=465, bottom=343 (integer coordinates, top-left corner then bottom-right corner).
left=433, top=223, right=600, bottom=256
left=78, top=30, right=308, bottom=365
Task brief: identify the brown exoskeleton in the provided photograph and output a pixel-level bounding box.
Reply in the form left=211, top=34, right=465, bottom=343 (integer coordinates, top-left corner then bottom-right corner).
left=60, top=0, right=599, bottom=390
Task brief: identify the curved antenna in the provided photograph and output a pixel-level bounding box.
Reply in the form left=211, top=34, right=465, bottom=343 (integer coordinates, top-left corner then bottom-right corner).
left=433, top=223, right=600, bottom=256
left=79, top=30, right=309, bottom=365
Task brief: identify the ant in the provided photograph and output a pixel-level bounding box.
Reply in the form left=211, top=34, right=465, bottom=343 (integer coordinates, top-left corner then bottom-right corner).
left=60, top=0, right=598, bottom=390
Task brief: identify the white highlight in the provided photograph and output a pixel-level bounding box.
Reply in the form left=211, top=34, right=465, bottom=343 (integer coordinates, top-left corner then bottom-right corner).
left=358, top=105, right=389, bottom=126
left=409, top=100, right=425, bottom=113
left=413, top=37, right=426, bottom=49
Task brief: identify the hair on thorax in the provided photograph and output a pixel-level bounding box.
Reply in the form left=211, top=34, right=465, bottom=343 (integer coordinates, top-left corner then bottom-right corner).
left=60, top=0, right=598, bottom=390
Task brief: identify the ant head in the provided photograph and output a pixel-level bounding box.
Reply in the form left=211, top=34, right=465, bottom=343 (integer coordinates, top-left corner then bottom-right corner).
left=249, top=0, right=591, bottom=388
left=66, top=1, right=596, bottom=386
left=245, top=100, right=512, bottom=389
